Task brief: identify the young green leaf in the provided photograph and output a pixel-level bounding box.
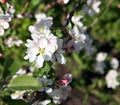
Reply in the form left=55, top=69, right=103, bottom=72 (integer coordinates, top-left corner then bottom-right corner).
left=8, top=75, right=41, bottom=90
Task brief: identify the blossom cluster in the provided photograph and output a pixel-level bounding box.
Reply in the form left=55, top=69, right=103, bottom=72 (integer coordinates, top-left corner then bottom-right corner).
left=94, top=52, right=120, bottom=89
left=0, top=2, right=15, bottom=36
left=24, top=13, right=66, bottom=68
left=11, top=69, right=72, bottom=104
left=4, top=36, right=23, bottom=48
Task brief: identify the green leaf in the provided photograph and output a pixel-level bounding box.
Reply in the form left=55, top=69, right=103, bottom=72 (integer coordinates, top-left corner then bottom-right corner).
left=34, top=62, right=51, bottom=77
left=8, top=75, right=41, bottom=90
left=3, top=58, right=14, bottom=79
left=56, top=29, right=63, bottom=38
left=34, top=62, right=55, bottom=79
left=9, top=61, right=22, bottom=76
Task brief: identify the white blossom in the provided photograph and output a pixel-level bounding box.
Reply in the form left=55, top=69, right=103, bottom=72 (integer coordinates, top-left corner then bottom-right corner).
left=110, top=57, right=119, bottom=70
left=4, top=37, right=23, bottom=48
left=63, top=0, right=70, bottom=4
left=24, top=34, right=58, bottom=68
left=71, top=15, right=83, bottom=28
left=11, top=91, right=26, bottom=99
left=96, top=52, right=107, bottom=62
left=68, top=26, right=86, bottom=52
left=83, top=0, right=101, bottom=16
left=29, top=13, right=52, bottom=34
left=0, top=19, right=9, bottom=36
left=105, top=69, right=119, bottom=89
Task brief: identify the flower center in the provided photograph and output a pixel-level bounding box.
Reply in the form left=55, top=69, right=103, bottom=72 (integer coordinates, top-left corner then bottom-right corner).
left=74, top=35, right=80, bottom=41
left=39, top=26, right=44, bottom=31
left=39, top=48, right=45, bottom=55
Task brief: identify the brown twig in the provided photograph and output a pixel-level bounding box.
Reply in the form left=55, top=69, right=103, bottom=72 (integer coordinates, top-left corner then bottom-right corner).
left=12, top=2, right=29, bottom=29
left=63, top=0, right=82, bottom=26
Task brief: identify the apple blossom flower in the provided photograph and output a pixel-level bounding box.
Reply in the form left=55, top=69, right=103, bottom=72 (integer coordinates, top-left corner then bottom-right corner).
left=24, top=35, right=58, bottom=68
left=0, top=3, right=15, bottom=36
left=50, top=74, right=72, bottom=104
left=105, top=69, right=119, bottom=89
left=29, top=14, right=53, bottom=35
left=94, top=52, right=107, bottom=74
left=51, top=83, right=72, bottom=104
left=4, top=37, right=23, bottom=48
left=71, top=15, right=83, bottom=28
left=6, top=3, right=15, bottom=15
left=83, top=0, right=101, bottom=16
left=63, top=0, right=70, bottom=4
left=110, top=57, right=119, bottom=70
left=96, top=52, right=107, bottom=62
left=0, top=19, right=9, bottom=36
left=35, top=13, right=47, bottom=22
left=11, top=91, right=26, bottom=99
left=67, top=26, right=86, bottom=52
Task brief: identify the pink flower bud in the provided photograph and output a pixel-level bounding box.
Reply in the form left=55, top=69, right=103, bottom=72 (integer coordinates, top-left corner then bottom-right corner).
left=0, top=53, right=3, bottom=58
left=0, top=0, right=7, bottom=4
left=61, top=73, right=72, bottom=86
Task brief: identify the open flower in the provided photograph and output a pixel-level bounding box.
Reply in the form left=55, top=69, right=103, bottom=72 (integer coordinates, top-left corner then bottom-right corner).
left=4, top=36, right=23, bottom=48
left=71, top=15, right=83, bottom=28
left=67, top=26, right=86, bottom=52
left=0, top=19, right=9, bottom=36
left=105, top=69, right=119, bottom=89
left=29, top=14, right=53, bottom=35
left=83, top=0, right=101, bottom=16
left=96, top=52, right=107, bottom=62
left=11, top=91, right=26, bottom=99
left=63, top=0, right=70, bottom=4
left=24, top=33, right=58, bottom=68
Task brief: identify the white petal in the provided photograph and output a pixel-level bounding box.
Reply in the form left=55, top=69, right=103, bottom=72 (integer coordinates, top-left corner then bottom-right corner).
left=0, top=27, right=4, bottom=36
left=63, top=0, right=70, bottom=4
left=36, top=55, right=44, bottom=68
left=40, top=17, right=53, bottom=29
left=72, top=26, right=79, bottom=35
left=56, top=53, right=66, bottom=64
left=45, top=87, right=53, bottom=95
left=38, top=99, right=51, bottom=105
left=38, top=38, right=48, bottom=49
left=1, top=21, right=9, bottom=29
left=43, top=52, right=52, bottom=61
